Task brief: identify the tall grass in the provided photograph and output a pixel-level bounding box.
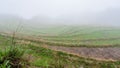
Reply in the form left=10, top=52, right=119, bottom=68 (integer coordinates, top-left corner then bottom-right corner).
left=0, top=23, right=27, bottom=68
left=0, top=46, right=25, bottom=68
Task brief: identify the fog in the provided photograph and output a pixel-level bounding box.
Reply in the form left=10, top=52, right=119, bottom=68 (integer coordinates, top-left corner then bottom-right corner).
left=0, top=0, right=120, bottom=26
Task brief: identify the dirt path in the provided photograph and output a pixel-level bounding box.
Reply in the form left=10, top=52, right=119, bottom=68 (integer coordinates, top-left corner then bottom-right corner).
left=16, top=39, right=120, bottom=61
left=42, top=45, right=120, bottom=61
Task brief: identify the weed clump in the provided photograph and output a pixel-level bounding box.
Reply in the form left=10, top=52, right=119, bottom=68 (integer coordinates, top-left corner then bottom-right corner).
left=0, top=46, right=26, bottom=68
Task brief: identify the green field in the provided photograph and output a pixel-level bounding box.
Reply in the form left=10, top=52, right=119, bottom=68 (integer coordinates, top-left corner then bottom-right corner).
left=0, top=0, right=120, bottom=68
left=0, top=34, right=120, bottom=68
left=1, top=25, right=120, bottom=68
left=15, top=25, right=120, bottom=47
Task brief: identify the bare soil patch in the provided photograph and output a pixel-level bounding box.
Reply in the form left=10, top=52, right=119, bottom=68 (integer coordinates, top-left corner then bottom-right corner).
left=42, top=45, right=120, bottom=61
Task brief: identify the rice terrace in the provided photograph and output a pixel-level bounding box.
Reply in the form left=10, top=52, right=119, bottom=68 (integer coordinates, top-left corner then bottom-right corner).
left=0, top=0, right=120, bottom=68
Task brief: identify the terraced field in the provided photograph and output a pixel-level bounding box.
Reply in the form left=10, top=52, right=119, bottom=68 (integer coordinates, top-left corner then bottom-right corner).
left=1, top=34, right=120, bottom=68
left=1, top=25, right=120, bottom=68
left=20, top=25, right=120, bottom=47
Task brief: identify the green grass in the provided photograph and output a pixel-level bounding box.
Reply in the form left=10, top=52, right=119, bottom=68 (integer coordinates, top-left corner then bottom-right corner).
left=0, top=45, right=26, bottom=68
left=0, top=35, right=120, bottom=68
left=21, top=43, right=120, bottom=68
left=0, top=35, right=28, bottom=68
left=3, top=26, right=119, bottom=47
left=1, top=25, right=120, bottom=68
left=29, top=26, right=120, bottom=47
left=1, top=25, right=120, bottom=47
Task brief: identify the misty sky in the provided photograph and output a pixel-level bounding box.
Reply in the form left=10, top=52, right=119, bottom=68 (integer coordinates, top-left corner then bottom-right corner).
left=0, top=0, right=120, bottom=18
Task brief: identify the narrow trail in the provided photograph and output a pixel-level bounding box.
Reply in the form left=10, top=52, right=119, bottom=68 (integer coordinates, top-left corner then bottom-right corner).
left=14, top=35, right=120, bottom=61
left=41, top=45, right=120, bottom=61
left=18, top=39, right=120, bottom=61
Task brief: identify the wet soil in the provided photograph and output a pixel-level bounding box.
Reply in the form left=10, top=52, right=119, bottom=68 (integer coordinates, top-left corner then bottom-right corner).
left=42, top=45, right=120, bottom=61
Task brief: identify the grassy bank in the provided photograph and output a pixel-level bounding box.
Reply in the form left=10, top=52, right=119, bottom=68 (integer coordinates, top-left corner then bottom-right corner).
left=0, top=35, right=120, bottom=68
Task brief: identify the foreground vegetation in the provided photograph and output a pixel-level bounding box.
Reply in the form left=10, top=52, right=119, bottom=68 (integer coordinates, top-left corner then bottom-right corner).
left=0, top=35, right=120, bottom=68
left=0, top=46, right=27, bottom=68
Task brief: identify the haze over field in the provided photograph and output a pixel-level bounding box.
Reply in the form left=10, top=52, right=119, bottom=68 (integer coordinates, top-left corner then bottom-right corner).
left=0, top=0, right=120, bottom=26
left=1, top=1, right=120, bottom=68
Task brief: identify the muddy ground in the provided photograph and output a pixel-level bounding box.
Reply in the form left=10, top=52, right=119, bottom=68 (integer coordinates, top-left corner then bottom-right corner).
left=18, top=39, right=120, bottom=61
left=42, top=45, right=120, bottom=61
